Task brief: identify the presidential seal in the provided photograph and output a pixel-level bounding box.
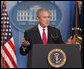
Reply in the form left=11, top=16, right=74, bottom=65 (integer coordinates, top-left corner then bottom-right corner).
left=48, top=49, right=66, bottom=68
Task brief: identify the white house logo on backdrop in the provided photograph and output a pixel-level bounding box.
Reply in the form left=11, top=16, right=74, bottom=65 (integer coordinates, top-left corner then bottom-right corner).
left=17, top=6, right=56, bottom=22
left=10, top=1, right=62, bottom=32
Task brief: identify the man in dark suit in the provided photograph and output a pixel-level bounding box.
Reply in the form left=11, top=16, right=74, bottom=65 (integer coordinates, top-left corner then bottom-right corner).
left=20, top=8, right=72, bottom=55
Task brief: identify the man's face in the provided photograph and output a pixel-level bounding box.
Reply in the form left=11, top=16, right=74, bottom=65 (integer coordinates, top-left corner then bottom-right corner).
left=37, top=11, right=50, bottom=28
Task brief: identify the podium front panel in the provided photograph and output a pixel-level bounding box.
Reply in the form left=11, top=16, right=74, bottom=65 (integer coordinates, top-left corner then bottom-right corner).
left=28, top=44, right=82, bottom=68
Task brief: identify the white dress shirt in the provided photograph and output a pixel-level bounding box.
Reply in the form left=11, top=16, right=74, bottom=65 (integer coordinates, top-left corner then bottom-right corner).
left=38, top=24, right=48, bottom=41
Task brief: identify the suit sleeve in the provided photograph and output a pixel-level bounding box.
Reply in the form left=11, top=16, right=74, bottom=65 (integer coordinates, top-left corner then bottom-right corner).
left=19, top=30, right=31, bottom=55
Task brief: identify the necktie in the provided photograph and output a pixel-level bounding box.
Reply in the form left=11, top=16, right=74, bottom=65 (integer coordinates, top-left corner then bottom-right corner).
left=42, top=28, right=47, bottom=44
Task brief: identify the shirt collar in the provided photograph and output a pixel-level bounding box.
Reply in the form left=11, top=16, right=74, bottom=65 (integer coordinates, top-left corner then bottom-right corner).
left=38, top=24, right=47, bottom=30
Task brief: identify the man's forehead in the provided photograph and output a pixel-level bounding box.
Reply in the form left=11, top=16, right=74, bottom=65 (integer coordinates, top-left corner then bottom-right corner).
left=40, top=11, right=50, bottom=16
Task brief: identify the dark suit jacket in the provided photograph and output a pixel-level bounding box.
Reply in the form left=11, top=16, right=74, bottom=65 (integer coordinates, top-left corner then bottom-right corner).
left=20, top=25, right=64, bottom=55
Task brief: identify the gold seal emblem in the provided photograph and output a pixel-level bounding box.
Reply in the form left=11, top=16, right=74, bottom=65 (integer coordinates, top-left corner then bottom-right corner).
left=48, top=49, right=66, bottom=68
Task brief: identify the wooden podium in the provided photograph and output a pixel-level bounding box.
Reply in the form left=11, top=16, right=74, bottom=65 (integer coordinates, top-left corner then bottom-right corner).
left=28, top=44, right=82, bottom=68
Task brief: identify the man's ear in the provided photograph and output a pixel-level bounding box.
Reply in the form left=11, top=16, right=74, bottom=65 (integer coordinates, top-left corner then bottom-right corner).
left=37, top=17, right=39, bottom=21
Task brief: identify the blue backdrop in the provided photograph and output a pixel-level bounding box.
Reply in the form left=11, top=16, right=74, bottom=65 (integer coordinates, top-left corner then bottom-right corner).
left=1, top=1, right=77, bottom=68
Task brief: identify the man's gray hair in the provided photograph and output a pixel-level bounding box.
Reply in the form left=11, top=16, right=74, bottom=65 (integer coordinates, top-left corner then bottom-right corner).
left=36, top=8, right=50, bottom=18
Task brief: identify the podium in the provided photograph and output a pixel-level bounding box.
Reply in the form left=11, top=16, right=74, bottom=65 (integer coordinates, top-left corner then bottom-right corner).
left=28, top=44, right=82, bottom=68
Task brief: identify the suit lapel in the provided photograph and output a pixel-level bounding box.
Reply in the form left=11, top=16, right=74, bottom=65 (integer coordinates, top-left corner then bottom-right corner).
left=47, top=26, right=50, bottom=44
left=34, top=25, right=43, bottom=44
left=47, top=26, right=53, bottom=44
